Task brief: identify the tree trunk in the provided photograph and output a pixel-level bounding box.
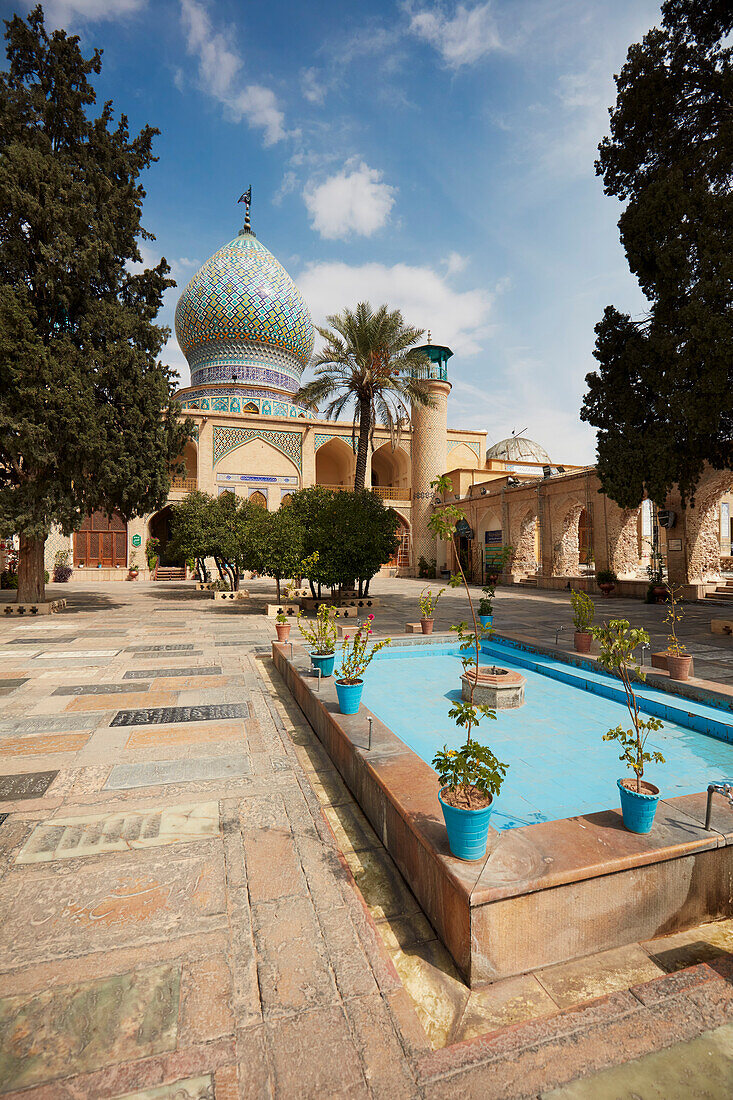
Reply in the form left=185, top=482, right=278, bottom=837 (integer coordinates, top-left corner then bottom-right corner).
left=275, top=575, right=281, bottom=602
left=17, top=533, right=46, bottom=604
left=354, top=399, right=371, bottom=491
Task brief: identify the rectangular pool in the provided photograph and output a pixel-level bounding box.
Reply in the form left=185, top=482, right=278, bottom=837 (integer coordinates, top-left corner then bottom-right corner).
left=362, top=641, right=733, bottom=829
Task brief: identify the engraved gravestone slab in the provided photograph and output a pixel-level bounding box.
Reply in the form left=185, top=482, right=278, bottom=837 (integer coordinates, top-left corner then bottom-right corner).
left=115, top=1075, right=214, bottom=1100
left=126, top=644, right=195, bottom=652
left=111, top=702, right=249, bottom=727
left=123, top=666, right=222, bottom=680
left=132, top=650, right=203, bottom=658
left=215, top=639, right=257, bottom=646
left=105, top=754, right=250, bottom=789
left=37, top=649, right=120, bottom=658
left=0, top=679, right=28, bottom=695
left=0, top=714, right=102, bottom=735
left=52, top=682, right=151, bottom=696
left=8, top=636, right=77, bottom=644
left=0, top=771, right=58, bottom=800
left=15, top=802, right=219, bottom=863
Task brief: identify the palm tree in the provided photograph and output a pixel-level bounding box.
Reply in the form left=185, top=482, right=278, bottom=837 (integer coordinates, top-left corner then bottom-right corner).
left=296, top=302, right=435, bottom=490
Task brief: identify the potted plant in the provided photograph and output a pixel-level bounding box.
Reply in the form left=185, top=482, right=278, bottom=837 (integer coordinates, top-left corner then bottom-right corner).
left=596, top=569, right=617, bottom=597
left=127, top=550, right=139, bottom=581
left=275, top=612, right=291, bottom=643
left=664, top=584, right=692, bottom=681
left=334, top=615, right=390, bottom=714
left=591, top=618, right=665, bottom=834
left=570, top=588, right=595, bottom=653
left=419, top=586, right=444, bottom=634
left=297, top=603, right=338, bottom=677
left=485, top=544, right=513, bottom=585
left=52, top=550, right=72, bottom=583
left=647, top=557, right=667, bottom=602
left=428, top=476, right=509, bottom=861
left=478, top=584, right=494, bottom=627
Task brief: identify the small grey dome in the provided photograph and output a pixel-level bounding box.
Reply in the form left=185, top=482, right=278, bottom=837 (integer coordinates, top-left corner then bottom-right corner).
left=486, top=436, right=550, bottom=464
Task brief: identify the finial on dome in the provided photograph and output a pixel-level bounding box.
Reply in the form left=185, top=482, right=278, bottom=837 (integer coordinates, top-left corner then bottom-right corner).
left=237, top=186, right=255, bottom=236
left=427, top=329, right=431, bottom=344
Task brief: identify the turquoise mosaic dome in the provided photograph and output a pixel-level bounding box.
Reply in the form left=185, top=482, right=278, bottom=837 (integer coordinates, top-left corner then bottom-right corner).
left=175, top=228, right=314, bottom=397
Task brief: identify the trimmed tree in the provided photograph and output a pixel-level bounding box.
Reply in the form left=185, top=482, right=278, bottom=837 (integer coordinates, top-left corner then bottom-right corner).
left=581, top=0, right=733, bottom=507
left=255, top=505, right=306, bottom=602
left=0, top=7, right=191, bottom=602
left=330, top=490, right=400, bottom=596
left=295, top=302, right=434, bottom=491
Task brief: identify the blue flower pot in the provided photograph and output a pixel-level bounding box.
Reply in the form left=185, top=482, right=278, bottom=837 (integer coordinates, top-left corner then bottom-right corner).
left=479, top=614, right=492, bottom=627
left=617, top=778, right=660, bottom=834
left=438, top=787, right=494, bottom=861
left=335, top=679, right=363, bottom=714
left=310, top=651, right=335, bottom=678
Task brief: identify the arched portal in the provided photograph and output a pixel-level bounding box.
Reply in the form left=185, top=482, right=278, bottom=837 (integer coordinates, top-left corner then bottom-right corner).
left=552, top=501, right=585, bottom=577
left=316, top=437, right=355, bottom=488
left=74, top=510, right=127, bottom=568
left=280, top=493, right=293, bottom=507
left=250, top=490, right=267, bottom=508
left=148, top=506, right=183, bottom=565
left=511, top=508, right=538, bottom=575
left=386, top=514, right=411, bottom=569
left=371, top=443, right=410, bottom=491
left=684, top=470, right=733, bottom=582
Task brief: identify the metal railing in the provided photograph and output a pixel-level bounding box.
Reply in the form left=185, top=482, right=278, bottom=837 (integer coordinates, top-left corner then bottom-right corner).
left=411, top=361, right=448, bottom=382
left=170, top=476, right=198, bottom=491
left=319, top=484, right=411, bottom=501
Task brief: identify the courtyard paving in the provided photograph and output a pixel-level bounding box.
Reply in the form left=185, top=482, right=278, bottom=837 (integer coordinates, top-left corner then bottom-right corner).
left=0, top=577, right=731, bottom=1098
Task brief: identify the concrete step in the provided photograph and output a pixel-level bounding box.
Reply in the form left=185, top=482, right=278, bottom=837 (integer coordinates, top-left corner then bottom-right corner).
left=155, top=567, right=186, bottom=580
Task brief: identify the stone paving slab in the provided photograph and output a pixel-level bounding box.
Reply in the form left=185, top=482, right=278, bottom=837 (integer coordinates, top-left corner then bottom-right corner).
left=0, top=679, right=28, bottom=694
left=16, top=801, right=220, bottom=863
left=0, top=962, right=181, bottom=1093
left=124, top=722, right=246, bottom=750
left=110, top=703, right=249, bottom=726
left=6, top=636, right=78, bottom=644
left=106, top=755, right=251, bottom=790
left=53, top=682, right=152, bottom=696
left=0, top=649, right=40, bottom=658
left=126, top=645, right=196, bottom=653
left=124, top=667, right=222, bottom=680
left=37, top=649, right=121, bottom=658
left=0, top=714, right=104, bottom=735
left=0, top=771, right=58, bottom=801
left=116, top=1077, right=215, bottom=1100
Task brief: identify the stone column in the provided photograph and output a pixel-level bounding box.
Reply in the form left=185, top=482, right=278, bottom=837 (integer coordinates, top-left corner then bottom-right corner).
left=411, top=379, right=451, bottom=573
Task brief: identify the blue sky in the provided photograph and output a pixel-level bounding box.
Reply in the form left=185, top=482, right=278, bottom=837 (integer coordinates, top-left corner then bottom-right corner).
left=6, top=0, right=664, bottom=462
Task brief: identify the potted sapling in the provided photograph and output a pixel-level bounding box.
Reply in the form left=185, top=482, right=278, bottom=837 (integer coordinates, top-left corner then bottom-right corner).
left=297, top=603, right=338, bottom=678
left=478, top=584, right=494, bottom=628
left=274, top=611, right=291, bottom=643
left=596, top=569, right=617, bottom=598
left=334, top=615, right=390, bottom=714
left=428, top=476, right=509, bottom=860
left=419, top=586, right=444, bottom=634
left=570, top=588, right=595, bottom=653
left=664, top=583, right=692, bottom=681
left=591, top=618, right=665, bottom=834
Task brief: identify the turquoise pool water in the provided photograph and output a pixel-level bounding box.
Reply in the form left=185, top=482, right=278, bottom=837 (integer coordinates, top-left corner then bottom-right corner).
left=361, top=641, right=733, bottom=830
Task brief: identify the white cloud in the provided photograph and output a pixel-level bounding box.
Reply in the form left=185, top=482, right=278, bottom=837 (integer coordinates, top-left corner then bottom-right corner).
left=444, top=251, right=468, bottom=276
left=42, top=0, right=146, bottom=22
left=304, top=161, right=396, bottom=240
left=297, top=260, right=493, bottom=357
left=301, top=67, right=327, bottom=105
left=179, top=0, right=286, bottom=146
left=408, top=3, right=502, bottom=68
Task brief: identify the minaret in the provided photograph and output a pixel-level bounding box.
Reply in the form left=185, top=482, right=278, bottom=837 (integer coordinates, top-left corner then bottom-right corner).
left=410, top=333, right=453, bottom=572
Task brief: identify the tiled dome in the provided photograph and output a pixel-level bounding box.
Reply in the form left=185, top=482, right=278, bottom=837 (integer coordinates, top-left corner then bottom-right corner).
left=175, top=229, right=314, bottom=393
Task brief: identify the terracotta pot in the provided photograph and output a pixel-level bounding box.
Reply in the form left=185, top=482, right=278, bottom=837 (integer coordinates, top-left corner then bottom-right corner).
left=420, top=618, right=434, bottom=634
left=275, top=622, right=291, bottom=643
left=574, top=631, right=592, bottom=654
left=653, top=585, right=667, bottom=603
left=598, top=582, right=615, bottom=597
left=667, top=653, right=692, bottom=681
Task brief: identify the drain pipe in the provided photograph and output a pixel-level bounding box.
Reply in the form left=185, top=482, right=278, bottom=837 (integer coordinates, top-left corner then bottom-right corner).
left=705, top=781, right=733, bottom=830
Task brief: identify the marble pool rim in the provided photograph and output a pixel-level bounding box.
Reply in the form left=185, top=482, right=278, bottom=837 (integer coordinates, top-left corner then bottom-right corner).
left=272, top=634, right=733, bottom=987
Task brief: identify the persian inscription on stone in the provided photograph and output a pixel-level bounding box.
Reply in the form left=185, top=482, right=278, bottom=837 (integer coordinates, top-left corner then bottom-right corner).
left=8, top=636, right=77, bottom=644
left=126, top=644, right=195, bottom=652
left=215, top=639, right=257, bottom=646
left=110, top=702, right=249, bottom=727
left=132, top=650, right=203, bottom=658
left=0, top=714, right=102, bottom=736
left=0, top=964, right=180, bottom=1092
left=123, top=666, right=222, bottom=680
left=52, top=682, right=151, bottom=696
left=114, top=1075, right=215, bottom=1100
left=15, top=801, right=219, bottom=863
left=0, top=771, right=58, bottom=801
left=105, top=754, right=251, bottom=789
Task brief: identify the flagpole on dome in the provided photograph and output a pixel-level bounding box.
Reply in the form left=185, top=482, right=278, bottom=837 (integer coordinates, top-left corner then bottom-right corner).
left=237, top=187, right=255, bottom=237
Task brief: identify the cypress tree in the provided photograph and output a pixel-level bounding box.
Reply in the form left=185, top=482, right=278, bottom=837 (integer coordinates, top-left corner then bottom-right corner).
left=0, top=6, right=191, bottom=601
left=581, top=0, right=733, bottom=507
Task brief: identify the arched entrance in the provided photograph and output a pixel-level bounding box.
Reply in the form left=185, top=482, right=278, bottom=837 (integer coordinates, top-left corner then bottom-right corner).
left=552, top=500, right=585, bottom=577
left=316, top=437, right=355, bottom=488
left=511, top=509, right=538, bottom=575
left=371, top=443, right=410, bottom=492
left=683, top=470, right=733, bottom=582
left=74, top=510, right=127, bottom=568
left=386, top=515, right=411, bottom=570
left=148, top=506, right=183, bottom=565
